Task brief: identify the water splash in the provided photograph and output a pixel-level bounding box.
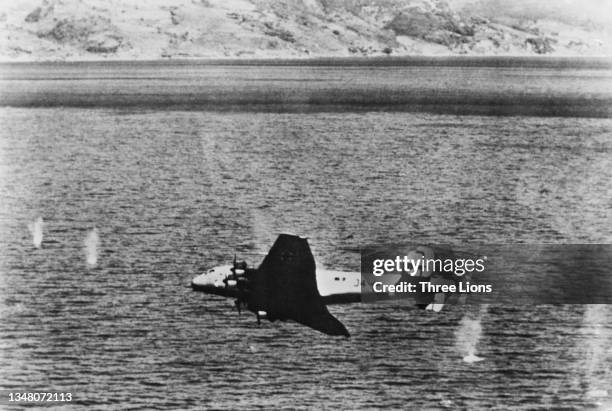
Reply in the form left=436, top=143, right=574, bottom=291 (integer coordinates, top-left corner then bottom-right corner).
left=28, top=217, right=44, bottom=248
left=455, top=305, right=488, bottom=363
left=462, top=353, right=485, bottom=363
left=580, top=305, right=611, bottom=407
left=250, top=209, right=276, bottom=255
left=84, top=228, right=99, bottom=267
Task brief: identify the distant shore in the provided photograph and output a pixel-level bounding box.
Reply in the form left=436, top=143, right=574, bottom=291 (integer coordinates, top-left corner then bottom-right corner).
left=4, top=0, right=611, bottom=68
left=1, top=55, right=612, bottom=69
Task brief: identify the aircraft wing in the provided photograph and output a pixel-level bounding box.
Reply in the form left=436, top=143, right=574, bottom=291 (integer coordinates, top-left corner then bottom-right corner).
left=249, top=234, right=350, bottom=337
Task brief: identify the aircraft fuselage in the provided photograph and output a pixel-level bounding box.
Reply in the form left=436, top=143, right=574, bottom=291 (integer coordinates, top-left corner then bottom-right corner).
left=191, top=265, right=361, bottom=304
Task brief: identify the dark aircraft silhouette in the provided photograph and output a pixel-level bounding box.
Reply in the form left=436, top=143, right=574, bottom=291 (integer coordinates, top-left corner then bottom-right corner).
left=192, top=234, right=351, bottom=337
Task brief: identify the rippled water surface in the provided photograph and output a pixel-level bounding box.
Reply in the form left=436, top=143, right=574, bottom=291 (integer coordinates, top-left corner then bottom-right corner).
left=1, top=62, right=612, bottom=410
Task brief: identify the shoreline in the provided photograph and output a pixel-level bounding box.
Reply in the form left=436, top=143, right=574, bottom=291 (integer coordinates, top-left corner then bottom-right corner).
left=2, top=55, right=612, bottom=68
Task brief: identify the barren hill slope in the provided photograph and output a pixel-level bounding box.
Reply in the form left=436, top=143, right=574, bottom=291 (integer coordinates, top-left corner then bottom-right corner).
left=1, top=0, right=610, bottom=61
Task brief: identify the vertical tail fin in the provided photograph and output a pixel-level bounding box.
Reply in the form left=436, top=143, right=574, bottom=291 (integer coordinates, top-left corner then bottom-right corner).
left=248, top=234, right=349, bottom=337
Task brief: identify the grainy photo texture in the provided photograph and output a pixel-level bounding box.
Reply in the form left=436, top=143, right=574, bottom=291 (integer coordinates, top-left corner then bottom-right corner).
left=1, top=0, right=611, bottom=409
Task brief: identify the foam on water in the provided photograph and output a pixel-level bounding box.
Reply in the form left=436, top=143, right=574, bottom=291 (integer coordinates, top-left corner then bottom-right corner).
left=28, top=217, right=44, bottom=248
left=84, top=228, right=99, bottom=267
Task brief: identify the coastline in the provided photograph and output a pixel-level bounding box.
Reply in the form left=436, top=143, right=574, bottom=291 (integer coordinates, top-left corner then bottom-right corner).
left=3, top=0, right=611, bottom=66
left=2, top=55, right=612, bottom=68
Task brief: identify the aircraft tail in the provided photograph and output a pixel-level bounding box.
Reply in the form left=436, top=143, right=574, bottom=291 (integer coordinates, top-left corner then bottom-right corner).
left=248, top=234, right=349, bottom=337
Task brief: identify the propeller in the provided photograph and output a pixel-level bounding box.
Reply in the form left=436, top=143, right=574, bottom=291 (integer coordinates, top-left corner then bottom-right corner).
left=225, top=253, right=250, bottom=315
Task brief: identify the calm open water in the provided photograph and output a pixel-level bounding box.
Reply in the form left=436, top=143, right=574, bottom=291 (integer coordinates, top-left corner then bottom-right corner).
left=0, top=60, right=611, bottom=409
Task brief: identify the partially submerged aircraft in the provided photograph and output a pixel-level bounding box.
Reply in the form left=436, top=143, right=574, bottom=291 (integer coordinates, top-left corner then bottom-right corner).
left=191, top=234, right=468, bottom=337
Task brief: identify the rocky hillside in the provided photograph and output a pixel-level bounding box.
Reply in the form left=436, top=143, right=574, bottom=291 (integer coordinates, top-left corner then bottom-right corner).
left=1, top=0, right=610, bottom=61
